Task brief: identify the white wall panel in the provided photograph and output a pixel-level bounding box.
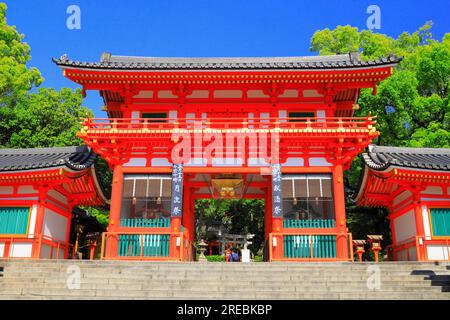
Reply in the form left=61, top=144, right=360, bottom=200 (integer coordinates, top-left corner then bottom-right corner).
left=427, top=245, right=450, bottom=260
left=43, top=208, right=68, bottom=242
left=10, top=243, right=32, bottom=258
left=394, top=210, right=417, bottom=242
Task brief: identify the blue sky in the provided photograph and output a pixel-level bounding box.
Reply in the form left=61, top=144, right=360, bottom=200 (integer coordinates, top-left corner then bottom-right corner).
left=4, top=0, right=450, bottom=117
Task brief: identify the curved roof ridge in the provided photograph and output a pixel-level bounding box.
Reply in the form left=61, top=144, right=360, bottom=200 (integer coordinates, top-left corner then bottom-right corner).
left=369, top=144, right=450, bottom=155
left=53, top=52, right=402, bottom=71
left=0, top=146, right=96, bottom=172
left=362, top=144, right=450, bottom=172
left=108, top=53, right=354, bottom=63
left=0, top=145, right=88, bottom=155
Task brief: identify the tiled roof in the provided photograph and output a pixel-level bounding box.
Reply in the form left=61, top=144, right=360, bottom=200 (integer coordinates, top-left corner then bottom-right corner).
left=362, top=145, right=450, bottom=171
left=0, top=146, right=97, bottom=172
left=53, top=52, right=402, bottom=71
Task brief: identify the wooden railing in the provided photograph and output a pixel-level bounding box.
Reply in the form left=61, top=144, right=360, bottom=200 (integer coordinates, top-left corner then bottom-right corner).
left=386, top=236, right=416, bottom=261
left=120, top=218, right=171, bottom=228
left=100, top=231, right=194, bottom=261
left=0, top=234, right=69, bottom=259
left=80, top=116, right=377, bottom=133
left=387, top=236, right=450, bottom=261
left=268, top=232, right=353, bottom=262
left=416, top=236, right=450, bottom=261
left=283, top=219, right=336, bottom=228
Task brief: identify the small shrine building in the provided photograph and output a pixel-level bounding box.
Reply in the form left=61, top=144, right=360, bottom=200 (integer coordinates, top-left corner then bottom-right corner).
left=52, top=52, right=402, bottom=261
left=0, top=146, right=106, bottom=259
left=356, top=145, right=450, bottom=261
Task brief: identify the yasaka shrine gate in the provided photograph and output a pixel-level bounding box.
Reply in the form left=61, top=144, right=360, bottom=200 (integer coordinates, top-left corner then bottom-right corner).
left=52, top=52, right=399, bottom=261
left=3, top=52, right=442, bottom=263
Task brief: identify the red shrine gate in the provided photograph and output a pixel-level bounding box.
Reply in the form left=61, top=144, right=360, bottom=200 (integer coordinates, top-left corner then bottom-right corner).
left=54, top=53, right=400, bottom=261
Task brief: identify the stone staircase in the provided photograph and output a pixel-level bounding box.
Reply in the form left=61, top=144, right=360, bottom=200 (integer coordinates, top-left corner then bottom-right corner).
left=0, top=259, right=449, bottom=300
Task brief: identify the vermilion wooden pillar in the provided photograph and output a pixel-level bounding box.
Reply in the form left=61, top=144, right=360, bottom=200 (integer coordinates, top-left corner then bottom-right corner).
left=169, top=165, right=184, bottom=260
left=34, top=189, right=47, bottom=236
left=105, top=165, right=123, bottom=258
left=32, top=188, right=48, bottom=258
left=181, top=187, right=190, bottom=241
left=264, top=190, right=272, bottom=243
left=181, top=186, right=196, bottom=243
left=170, top=217, right=182, bottom=259
left=412, top=192, right=425, bottom=261
left=272, top=217, right=283, bottom=259
left=333, top=164, right=349, bottom=259
left=413, top=198, right=425, bottom=236
left=64, top=202, right=74, bottom=259
left=189, top=196, right=196, bottom=243
left=270, top=164, right=284, bottom=260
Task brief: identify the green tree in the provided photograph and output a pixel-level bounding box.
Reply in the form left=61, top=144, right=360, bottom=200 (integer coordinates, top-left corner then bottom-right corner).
left=0, top=3, right=93, bottom=150
left=4, top=87, right=92, bottom=148
left=195, top=199, right=265, bottom=254
left=310, top=25, right=361, bottom=55
left=0, top=3, right=43, bottom=146
left=311, top=23, right=449, bottom=151
left=0, top=3, right=110, bottom=226
left=310, top=23, right=450, bottom=251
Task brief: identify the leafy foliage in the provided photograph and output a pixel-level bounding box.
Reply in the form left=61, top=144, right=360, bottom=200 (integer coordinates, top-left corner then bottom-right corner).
left=205, top=255, right=226, bottom=262
left=310, top=23, right=450, bottom=248
left=0, top=3, right=42, bottom=111
left=0, top=3, right=90, bottom=149
left=195, top=199, right=265, bottom=254
left=2, top=87, right=92, bottom=148
left=81, top=206, right=109, bottom=226
left=1, top=0, right=448, bottom=248
left=0, top=3, right=111, bottom=226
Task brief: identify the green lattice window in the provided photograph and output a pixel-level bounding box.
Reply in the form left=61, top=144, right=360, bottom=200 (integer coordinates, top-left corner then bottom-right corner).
left=430, top=208, right=450, bottom=236
left=118, top=234, right=170, bottom=257
left=284, top=235, right=336, bottom=258
left=0, top=207, right=30, bottom=235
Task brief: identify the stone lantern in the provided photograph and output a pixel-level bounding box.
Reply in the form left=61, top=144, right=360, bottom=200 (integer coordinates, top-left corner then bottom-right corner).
left=198, top=240, right=208, bottom=262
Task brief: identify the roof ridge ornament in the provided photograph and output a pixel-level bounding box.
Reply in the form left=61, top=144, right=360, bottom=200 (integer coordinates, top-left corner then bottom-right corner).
left=60, top=54, right=69, bottom=62
left=349, top=52, right=360, bottom=63
left=101, top=52, right=112, bottom=63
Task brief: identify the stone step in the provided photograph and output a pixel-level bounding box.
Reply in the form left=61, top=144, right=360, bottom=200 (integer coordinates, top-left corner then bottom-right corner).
left=0, top=283, right=447, bottom=293
left=6, top=266, right=449, bottom=273
left=0, top=270, right=435, bottom=278
left=3, top=269, right=448, bottom=277
left=0, top=288, right=448, bottom=300
left=0, top=258, right=450, bottom=267
left=1, top=277, right=444, bottom=286
left=2, top=261, right=448, bottom=269
left=1, top=259, right=449, bottom=300
left=4, top=274, right=443, bottom=283
left=5, top=265, right=448, bottom=273
left=1, top=275, right=445, bottom=284
left=2, top=278, right=445, bottom=288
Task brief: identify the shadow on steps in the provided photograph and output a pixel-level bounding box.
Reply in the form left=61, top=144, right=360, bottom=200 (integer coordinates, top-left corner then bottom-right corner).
left=411, top=269, right=450, bottom=292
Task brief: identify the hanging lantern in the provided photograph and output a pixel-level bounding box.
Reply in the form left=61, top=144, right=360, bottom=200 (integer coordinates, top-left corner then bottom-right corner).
left=211, top=178, right=243, bottom=198
left=156, top=178, right=163, bottom=204
left=292, top=179, right=298, bottom=206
